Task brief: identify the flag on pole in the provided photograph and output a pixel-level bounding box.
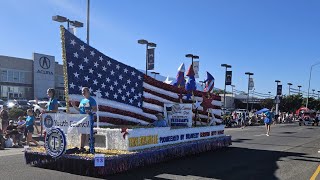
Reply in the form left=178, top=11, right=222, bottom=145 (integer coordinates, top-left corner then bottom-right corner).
left=61, top=26, right=221, bottom=126
left=204, top=72, right=215, bottom=93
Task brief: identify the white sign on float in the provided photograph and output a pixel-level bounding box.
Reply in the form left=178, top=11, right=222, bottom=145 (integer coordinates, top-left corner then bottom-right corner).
left=42, top=113, right=90, bottom=134
left=94, top=154, right=105, bottom=167
left=164, top=103, right=193, bottom=127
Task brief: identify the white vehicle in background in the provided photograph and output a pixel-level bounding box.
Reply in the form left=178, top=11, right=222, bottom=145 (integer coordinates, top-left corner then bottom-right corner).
left=33, top=101, right=67, bottom=117
left=0, top=99, right=4, bottom=110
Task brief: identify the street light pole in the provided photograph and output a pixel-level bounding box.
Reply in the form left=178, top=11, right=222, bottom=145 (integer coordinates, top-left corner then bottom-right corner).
left=275, top=80, right=281, bottom=115
left=245, top=72, right=254, bottom=112
left=287, top=83, right=292, bottom=96
left=231, top=85, right=235, bottom=98
left=186, top=54, right=199, bottom=67
left=87, top=0, right=90, bottom=45
left=251, top=88, right=255, bottom=110
left=312, top=89, right=315, bottom=98
left=298, top=85, right=302, bottom=95
left=306, top=62, right=320, bottom=108
left=52, top=15, right=84, bottom=33
left=221, top=64, right=232, bottom=109
left=151, top=72, right=159, bottom=79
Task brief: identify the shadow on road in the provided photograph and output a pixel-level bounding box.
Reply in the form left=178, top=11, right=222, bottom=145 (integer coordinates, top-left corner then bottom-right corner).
left=107, top=147, right=310, bottom=180
left=232, top=138, right=252, bottom=143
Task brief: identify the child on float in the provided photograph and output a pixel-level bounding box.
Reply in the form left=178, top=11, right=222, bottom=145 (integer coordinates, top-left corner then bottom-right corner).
left=18, top=109, right=40, bottom=146
left=40, top=88, right=58, bottom=136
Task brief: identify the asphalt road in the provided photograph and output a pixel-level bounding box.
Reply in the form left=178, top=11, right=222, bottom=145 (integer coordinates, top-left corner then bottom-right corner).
left=0, top=123, right=319, bottom=180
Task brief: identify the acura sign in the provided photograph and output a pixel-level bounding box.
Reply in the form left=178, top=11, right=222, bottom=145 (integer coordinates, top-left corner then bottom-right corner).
left=33, top=53, right=55, bottom=98
left=39, top=56, right=51, bottom=69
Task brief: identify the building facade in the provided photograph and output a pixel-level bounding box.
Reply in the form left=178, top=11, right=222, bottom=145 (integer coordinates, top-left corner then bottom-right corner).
left=0, top=53, right=65, bottom=101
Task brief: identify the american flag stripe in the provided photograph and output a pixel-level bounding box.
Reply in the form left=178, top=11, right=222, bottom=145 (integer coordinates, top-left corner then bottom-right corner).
left=69, top=76, right=223, bottom=125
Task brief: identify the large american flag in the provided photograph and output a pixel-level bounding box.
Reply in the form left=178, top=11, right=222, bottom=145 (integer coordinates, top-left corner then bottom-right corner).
left=62, top=27, right=222, bottom=126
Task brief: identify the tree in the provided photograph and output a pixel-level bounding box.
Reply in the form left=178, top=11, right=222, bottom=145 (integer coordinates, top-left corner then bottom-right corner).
left=302, top=97, right=319, bottom=110
left=260, top=98, right=274, bottom=110
left=280, top=95, right=303, bottom=113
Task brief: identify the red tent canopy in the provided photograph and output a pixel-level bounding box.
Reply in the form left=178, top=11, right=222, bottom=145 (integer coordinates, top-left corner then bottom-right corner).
left=295, top=107, right=309, bottom=115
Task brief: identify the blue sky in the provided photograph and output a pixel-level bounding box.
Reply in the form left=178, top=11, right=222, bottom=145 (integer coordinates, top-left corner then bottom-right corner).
left=1, top=0, right=320, bottom=97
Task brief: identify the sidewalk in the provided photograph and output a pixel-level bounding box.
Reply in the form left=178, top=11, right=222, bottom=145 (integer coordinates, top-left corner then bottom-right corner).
left=0, top=134, right=44, bottom=156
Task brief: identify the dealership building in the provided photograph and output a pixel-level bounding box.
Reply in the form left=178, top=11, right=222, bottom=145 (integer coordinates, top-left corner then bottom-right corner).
left=0, top=53, right=65, bottom=101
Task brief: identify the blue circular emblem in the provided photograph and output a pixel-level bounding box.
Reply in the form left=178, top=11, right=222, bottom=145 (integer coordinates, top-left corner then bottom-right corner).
left=43, top=115, right=54, bottom=129
left=45, top=128, right=66, bottom=158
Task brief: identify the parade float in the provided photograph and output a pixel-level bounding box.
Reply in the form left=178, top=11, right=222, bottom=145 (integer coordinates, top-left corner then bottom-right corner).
left=24, top=26, right=231, bottom=177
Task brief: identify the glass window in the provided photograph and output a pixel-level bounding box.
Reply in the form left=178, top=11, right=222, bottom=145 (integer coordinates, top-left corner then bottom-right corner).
left=1, top=86, right=7, bottom=97
left=8, top=71, right=13, bottom=82
left=1, top=70, right=7, bottom=82
left=13, top=71, right=19, bottom=82
left=19, top=72, right=25, bottom=83
left=13, top=86, right=19, bottom=93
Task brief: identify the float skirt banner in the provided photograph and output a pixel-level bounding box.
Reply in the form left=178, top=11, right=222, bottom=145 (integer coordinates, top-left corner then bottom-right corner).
left=164, top=103, right=193, bottom=127
left=42, top=113, right=90, bottom=134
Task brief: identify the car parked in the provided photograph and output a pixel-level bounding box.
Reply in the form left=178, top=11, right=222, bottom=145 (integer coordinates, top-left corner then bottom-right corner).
left=33, top=101, right=67, bottom=117
left=298, top=110, right=317, bottom=126
left=0, top=99, right=4, bottom=110
left=6, top=99, right=32, bottom=110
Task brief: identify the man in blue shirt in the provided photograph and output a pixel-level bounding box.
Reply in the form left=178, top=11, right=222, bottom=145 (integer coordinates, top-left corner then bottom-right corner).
left=71, top=87, right=97, bottom=151
left=151, top=113, right=168, bottom=127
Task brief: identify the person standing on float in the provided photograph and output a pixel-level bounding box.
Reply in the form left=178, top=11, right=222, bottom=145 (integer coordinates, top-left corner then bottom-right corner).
left=40, top=88, right=58, bottom=136
left=71, top=87, right=97, bottom=152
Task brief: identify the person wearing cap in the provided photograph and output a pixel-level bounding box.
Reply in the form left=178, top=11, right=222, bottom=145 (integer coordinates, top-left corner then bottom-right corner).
left=151, top=113, right=168, bottom=127
left=5, top=120, right=21, bottom=147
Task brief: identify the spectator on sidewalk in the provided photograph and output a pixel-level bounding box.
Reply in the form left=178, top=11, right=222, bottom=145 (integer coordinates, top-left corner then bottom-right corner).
left=0, top=105, right=9, bottom=132
left=0, top=128, right=5, bottom=150
left=17, top=116, right=26, bottom=141
left=5, top=120, right=22, bottom=147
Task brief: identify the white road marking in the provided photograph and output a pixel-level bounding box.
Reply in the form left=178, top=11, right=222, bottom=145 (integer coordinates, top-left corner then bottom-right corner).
left=254, top=134, right=267, bottom=137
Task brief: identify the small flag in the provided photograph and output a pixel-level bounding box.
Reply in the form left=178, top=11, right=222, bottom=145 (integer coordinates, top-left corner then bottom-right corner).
left=204, top=72, right=214, bottom=92
left=185, top=64, right=197, bottom=99
left=173, top=63, right=186, bottom=87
